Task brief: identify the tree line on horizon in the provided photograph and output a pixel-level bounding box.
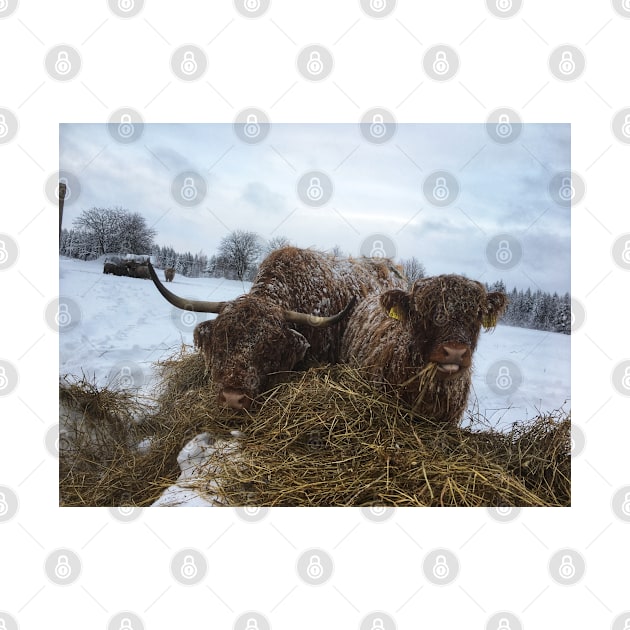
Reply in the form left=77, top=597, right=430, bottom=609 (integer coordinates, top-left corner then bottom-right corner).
left=60, top=206, right=570, bottom=334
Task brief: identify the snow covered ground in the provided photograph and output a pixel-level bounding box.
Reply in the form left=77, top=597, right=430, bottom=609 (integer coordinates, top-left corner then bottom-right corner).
left=59, top=256, right=570, bottom=428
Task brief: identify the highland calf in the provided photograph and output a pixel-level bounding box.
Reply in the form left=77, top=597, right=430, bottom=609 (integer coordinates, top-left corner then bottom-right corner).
left=148, top=247, right=406, bottom=410
left=164, top=268, right=175, bottom=282
left=341, top=275, right=508, bottom=424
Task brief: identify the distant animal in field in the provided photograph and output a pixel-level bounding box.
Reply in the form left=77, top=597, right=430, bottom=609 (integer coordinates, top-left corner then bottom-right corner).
left=341, top=275, right=508, bottom=424
left=103, top=260, right=129, bottom=276
left=103, top=262, right=119, bottom=275
left=125, top=259, right=150, bottom=279
left=164, top=268, right=175, bottom=282
left=148, top=246, right=406, bottom=410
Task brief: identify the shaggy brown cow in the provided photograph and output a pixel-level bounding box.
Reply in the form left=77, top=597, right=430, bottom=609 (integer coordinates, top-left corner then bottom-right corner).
left=103, top=262, right=118, bottom=275
left=126, top=260, right=150, bottom=279
left=164, top=268, right=175, bottom=282
left=104, top=261, right=129, bottom=276
left=148, top=247, right=406, bottom=410
left=341, top=275, right=508, bottom=424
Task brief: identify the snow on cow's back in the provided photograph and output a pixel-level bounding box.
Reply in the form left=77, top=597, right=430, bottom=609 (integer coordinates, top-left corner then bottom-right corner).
left=250, top=247, right=406, bottom=316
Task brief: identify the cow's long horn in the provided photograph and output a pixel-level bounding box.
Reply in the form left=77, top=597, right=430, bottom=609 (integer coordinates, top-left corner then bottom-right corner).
left=147, top=261, right=226, bottom=313
left=283, top=296, right=357, bottom=328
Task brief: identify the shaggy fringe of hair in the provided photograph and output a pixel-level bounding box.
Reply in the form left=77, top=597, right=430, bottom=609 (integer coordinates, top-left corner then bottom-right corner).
left=59, top=347, right=570, bottom=507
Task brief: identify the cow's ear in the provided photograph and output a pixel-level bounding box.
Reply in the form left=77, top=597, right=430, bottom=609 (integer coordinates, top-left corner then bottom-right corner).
left=288, top=328, right=310, bottom=362
left=379, top=289, right=410, bottom=322
left=482, top=292, right=508, bottom=329
left=193, top=319, right=214, bottom=352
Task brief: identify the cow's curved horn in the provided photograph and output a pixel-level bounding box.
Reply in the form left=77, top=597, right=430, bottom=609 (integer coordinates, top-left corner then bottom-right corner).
left=147, top=261, right=226, bottom=313
left=283, top=296, right=357, bottom=328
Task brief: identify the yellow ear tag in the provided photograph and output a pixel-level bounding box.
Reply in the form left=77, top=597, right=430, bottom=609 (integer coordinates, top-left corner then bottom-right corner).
left=482, top=313, right=496, bottom=329
left=389, top=307, right=401, bottom=320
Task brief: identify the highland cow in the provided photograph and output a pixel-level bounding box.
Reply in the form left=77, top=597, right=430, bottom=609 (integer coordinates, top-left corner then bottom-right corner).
left=164, top=268, right=175, bottom=282
left=148, top=247, right=406, bottom=410
left=341, top=275, right=508, bottom=424
left=103, top=262, right=118, bottom=275
left=103, top=261, right=129, bottom=276
left=126, top=260, right=150, bottom=279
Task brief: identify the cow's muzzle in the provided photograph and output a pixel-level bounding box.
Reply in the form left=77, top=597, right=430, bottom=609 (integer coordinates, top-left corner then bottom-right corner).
left=219, top=388, right=253, bottom=410
left=429, top=342, right=472, bottom=377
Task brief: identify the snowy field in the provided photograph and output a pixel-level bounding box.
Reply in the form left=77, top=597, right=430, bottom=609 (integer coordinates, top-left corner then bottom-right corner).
left=59, top=256, right=570, bottom=430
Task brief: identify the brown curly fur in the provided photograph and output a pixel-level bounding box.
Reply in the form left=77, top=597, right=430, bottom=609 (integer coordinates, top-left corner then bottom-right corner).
left=341, top=275, right=508, bottom=424
left=164, top=268, right=175, bottom=282
left=193, top=247, right=407, bottom=402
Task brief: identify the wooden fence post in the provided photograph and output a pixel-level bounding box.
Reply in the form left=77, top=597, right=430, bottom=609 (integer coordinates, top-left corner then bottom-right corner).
left=58, top=181, right=66, bottom=246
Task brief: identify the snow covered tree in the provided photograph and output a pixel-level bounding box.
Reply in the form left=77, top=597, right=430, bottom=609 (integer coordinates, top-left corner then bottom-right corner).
left=218, top=230, right=263, bottom=281
left=72, top=207, right=156, bottom=257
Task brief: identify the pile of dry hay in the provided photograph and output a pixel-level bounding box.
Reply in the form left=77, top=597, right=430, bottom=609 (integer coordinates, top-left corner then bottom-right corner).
left=60, top=347, right=570, bottom=507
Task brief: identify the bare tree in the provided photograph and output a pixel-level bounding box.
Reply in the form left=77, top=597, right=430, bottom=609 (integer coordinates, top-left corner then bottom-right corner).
left=330, top=244, right=345, bottom=258
left=218, top=230, right=263, bottom=281
left=399, top=256, right=426, bottom=287
left=264, top=235, right=292, bottom=256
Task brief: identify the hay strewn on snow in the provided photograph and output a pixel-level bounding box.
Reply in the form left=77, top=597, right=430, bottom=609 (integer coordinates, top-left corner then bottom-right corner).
left=60, top=347, right=570, bottom=507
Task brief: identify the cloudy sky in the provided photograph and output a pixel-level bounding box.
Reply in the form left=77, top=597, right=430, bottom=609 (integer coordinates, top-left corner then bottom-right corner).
left=60, top=122, right=570, bottom=293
